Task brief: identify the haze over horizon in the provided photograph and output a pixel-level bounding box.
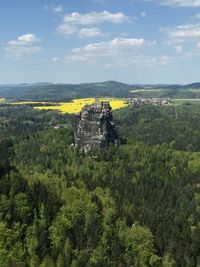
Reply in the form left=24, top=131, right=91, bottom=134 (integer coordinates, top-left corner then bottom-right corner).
left=1, top=0, right=200, bottom=84
left=0, top=80, right=200, bottom=86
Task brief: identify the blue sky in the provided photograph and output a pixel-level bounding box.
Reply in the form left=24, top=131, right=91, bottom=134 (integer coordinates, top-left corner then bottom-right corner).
left=1, top=0, right=200, bottom=84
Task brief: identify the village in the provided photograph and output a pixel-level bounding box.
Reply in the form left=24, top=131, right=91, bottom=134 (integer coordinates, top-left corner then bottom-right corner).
left=125, top=97, right=172, bottom=106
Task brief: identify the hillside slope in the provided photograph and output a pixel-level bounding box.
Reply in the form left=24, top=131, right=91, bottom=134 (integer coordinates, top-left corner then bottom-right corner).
left=1, top=81, right=200, bottom=101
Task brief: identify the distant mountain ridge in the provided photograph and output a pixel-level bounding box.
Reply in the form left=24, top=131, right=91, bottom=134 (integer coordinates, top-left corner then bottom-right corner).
left=0, top=81, right=133, bottom=101
left=183, top=83, right=200, bottom=88
left=0, top=81, right=200, bottom=101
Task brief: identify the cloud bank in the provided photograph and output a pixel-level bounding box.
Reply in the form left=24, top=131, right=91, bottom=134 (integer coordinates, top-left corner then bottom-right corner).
left=57, top=11, right=130, bottom=37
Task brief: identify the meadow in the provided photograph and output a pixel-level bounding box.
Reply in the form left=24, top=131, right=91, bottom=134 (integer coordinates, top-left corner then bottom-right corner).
left=173, top=99, right=200, bottom=105
left=187, top=88, right=200, bottom=92
left=130, top=89, right=162, bottom=93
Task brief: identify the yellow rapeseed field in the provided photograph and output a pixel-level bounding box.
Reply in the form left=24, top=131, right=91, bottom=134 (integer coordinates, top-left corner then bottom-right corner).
left=0, top=98, right=5, bottom=102
left=34, top=98, right=128, bottom=114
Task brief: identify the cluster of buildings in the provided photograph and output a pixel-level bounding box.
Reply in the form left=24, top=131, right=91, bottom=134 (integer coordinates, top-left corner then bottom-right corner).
left=125, top=97, right=172, bottom=106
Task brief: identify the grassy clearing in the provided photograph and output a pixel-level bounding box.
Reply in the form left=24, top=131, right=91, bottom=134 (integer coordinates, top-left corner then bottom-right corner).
left=130, top=89, right=162, bottom=93
left=173, top=99, right=200, bottom=105
left=188, top=89, right=200, bottom=92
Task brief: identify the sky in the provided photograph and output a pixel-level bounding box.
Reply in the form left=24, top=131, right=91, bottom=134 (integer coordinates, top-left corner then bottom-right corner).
left=1, top=0, right=200, bottom=84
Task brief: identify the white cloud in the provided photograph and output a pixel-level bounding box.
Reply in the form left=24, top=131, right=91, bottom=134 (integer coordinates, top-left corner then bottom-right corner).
left=58, top=24, right=78, bottom=36
left=158, top=0, right=200, bottom=7
left=174, top=45, right=183, bottom=53
left=67, top=37, right=145, bottom=60
left=105, top=55, right=171, bottom=68
left=57, top=11, right=130, bottom=37
left=143, top=55, right=171, bottom=66
left=44, top=4, right=63, bottom=12
left=90, top=0, right=107, bottom=4
left=52, top=5, right=63, bottom=13
left=140, top=11, right=146, bottom=17
left=62, top=11, right=130, bottom=25
left=193, top=13, right=200, bottom=19
left=79, top=27, right=107, bottom=37
left=71, top=38, right=145, bottom=59
left=162, top=23, right=200, bottom=43
left=65, top=37, right=166, bottom=67
left=161, top=24, right=200, bottom=57
left=196, top=42, right=200, bottom=48
left=6, top=34, right=41, bottom=59
left=157, top=55, right=171, bottom=65
left=52, top=57, right=60, bottom=62
left=9, top=34, right=39, bottom=45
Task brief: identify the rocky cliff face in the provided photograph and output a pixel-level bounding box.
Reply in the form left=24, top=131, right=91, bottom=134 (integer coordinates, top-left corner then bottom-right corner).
left=74, top=101, right=120, bottom=150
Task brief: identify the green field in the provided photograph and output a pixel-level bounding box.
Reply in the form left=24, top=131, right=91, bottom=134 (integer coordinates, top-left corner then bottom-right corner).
left=173, top=99, right=200, bottom=105
left=130, top=89, right=162, bottom=93
left=188, top=88, right=200, bottom=92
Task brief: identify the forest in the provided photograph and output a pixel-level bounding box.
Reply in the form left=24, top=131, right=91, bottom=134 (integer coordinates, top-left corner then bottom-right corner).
left=1, top=102, right=200, bottom=266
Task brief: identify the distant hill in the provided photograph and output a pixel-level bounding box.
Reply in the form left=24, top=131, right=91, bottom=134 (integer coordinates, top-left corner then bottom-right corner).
left=183, top=83, right=200, bottom=89
left=0, top=81, right=133, bottom=101
left=0, top=81, right=200, bottom=101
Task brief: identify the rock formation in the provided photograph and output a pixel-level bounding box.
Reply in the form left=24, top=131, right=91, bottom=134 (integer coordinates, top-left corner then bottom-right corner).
left=74, top=101, right=120, bottom=151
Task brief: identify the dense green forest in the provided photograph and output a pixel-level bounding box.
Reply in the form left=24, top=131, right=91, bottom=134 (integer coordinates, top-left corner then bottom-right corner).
left=1, top=102, right=200, bottom=266
left=1, top=81, right=200, bottom=101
